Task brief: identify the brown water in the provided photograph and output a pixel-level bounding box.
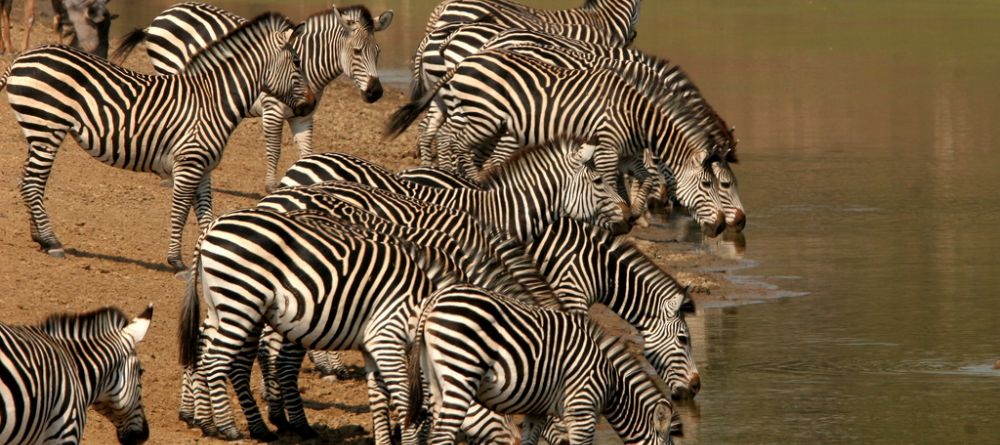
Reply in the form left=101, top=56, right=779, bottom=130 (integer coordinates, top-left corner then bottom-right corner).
left=115, top=1, right=1000, bottom=443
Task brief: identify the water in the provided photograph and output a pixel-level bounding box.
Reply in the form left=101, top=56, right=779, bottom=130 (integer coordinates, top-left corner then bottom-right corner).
left=114, top=1, right=1000, bottom=443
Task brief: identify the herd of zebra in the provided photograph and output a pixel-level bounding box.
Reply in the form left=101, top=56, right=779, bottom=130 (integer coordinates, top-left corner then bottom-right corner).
left=0, top=0, right=745, bottom=444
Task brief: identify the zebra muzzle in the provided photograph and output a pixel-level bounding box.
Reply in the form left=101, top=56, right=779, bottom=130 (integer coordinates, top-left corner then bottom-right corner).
left=363, top=81, right=384, bottom=103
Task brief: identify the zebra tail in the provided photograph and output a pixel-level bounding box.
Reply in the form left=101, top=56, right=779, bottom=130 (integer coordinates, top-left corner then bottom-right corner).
left=178, top=254, right=201, bottom=367
left=405, top=286, right=443, bottom=428
left=385, top=68, right=455, bottom=139
left=111, top=28, right=148, bottom=64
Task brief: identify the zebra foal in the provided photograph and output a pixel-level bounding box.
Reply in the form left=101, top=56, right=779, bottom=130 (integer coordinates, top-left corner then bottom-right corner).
left=407, top=284, right=680, bottom=445
left=0, top=305, right=153, bottom=445
left=0, top=13, right=314, bottom=271
left=113, top=3, right=393, bottom=192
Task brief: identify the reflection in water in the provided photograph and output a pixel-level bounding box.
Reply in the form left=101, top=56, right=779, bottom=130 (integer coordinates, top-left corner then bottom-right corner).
left=107, top=1, right=1000, bottom=443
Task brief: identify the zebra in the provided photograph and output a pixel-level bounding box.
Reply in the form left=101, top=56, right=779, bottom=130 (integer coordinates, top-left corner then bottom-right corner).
left=278, top=138, right=633, bottom=240
left=179, top=207, right=518, bottom=443
left=0, top=305, right=153, bottom=445
left=0, top=13, right=314, bottom=271
left=112, top=3, right=393, bottom=192
left=386, top=49, right=726, bottom=236
left=406, top=284, right=680, bottom=445
left=410, top=22, right=746, bottom=230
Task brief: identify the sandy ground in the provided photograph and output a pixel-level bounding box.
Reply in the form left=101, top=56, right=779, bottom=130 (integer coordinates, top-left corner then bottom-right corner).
left=0, top=14, right=749, bottom=445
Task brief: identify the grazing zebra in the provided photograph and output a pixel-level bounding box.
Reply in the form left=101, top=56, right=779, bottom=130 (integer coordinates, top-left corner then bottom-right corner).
left=0, top=13, right=314, bottom=271
left=406, top=284, right=679, bottom=445
left=112, top=2, right=393, bottom=192
left=0, top=305, right=153, bottom=445
left=179, top=207, right=514, bottom=443
left=387, top=49, right=725, bottom=236
left=278, top=138, right=633, bottom=240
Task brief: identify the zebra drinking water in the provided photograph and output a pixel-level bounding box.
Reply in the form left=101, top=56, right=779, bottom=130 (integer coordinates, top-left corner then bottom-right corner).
left=112, top=3, right=394, bottom=192
left=406, top=284, right=680, bottom=445
left=0, top=13, right=314, bottom=271
left=0, top=305, right=153, bottom=445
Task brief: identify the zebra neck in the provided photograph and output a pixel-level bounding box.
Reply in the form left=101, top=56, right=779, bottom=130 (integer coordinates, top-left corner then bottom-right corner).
left=50, top=335, right=119, bottom=407
left=528, top=219, right=610, bottom=309
left=185, top=53, right=266, bottom=120
left=292, top=27, right=348, bottom=90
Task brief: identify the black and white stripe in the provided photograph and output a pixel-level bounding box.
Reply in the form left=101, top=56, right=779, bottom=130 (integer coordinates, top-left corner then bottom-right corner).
left=178, top=206, right=527, bottom=443
left=0, top=306, right=153, bottom=445
left=0, top=13, right=314, bottom=271
left=406, top=284, right=679, bottom=445
left=113, top=3, right=393, bottom=192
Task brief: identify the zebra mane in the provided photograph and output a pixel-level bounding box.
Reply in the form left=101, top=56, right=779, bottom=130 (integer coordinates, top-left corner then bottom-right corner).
left=182, top=12, right=294, bottom=75
left=305, top=5, right=375, bottom=31
left=612, top=56, right=738, bottom=162
left=39, top=306, right=129, bottom=339
left=477, top=135, right=591, bottom=188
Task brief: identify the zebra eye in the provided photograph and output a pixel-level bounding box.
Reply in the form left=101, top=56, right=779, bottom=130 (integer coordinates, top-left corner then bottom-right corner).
left=701, top=180, right=712, bottom=188
left=593, top=176, right=604, bottom=185
left=353, top=47, right=363, bottom=55
left=677, top=335, right=689, bottom=346
left=721, top=182, right=732, bottom=189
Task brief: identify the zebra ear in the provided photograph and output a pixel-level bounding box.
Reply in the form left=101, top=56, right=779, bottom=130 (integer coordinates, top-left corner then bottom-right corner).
left=574, top=142, right=599, bottom=163
left=653, top=400, right=675, bottom=436
left=123, top=304, right=153, bottom=345
left=374, top=10, right=394, bottom=32
left=331, top=5, right=358, bottom=30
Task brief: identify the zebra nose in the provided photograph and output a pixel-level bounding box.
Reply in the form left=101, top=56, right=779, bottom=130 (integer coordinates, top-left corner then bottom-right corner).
left=118, top=419, right=149, bottom=445
left=732, top=209, right=747, bottom=231
left=689, top=372, right=701, bottom=396
left=364, top=81, right=383, bottom=103
left=701, top=210, right=726, bottom=237
left=294, top=89, right=317, bottom=117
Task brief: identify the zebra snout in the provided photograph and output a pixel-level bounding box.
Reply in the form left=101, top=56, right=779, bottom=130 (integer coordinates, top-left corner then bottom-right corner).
left=731, top=209, right=747, bottom=232
left=689, top=372, right=701, bottom=396
left=117, top=419, right=149, bottom=445
left=700, top=210, right=726, bottom=238
left=363, top=81, right=384, bottom=103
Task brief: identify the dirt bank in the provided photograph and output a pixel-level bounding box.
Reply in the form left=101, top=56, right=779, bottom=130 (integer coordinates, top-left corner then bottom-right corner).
left=0, top=19, right=755, bottom=445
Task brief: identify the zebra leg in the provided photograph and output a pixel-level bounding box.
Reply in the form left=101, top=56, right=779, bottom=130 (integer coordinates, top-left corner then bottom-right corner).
left=193, top=175, right=214, bottom=230
left=228, top=328, right=278, bottom=442
left=519, top=416, right=546, bottom=445
left=197, top=326, right=253, bottom=440
left=19, top=0, right=33, bottom=52
left=309, top=350, right=351, bottom=381
left=261, top=99, right=286, bottom=194
left=0, top=1, right=10, bottom=54
left=179, top=365, right=196, bottom=425
left=257, top=329, right=292, bottom=432
left=461, top=402, right=519, bottom=445
left=561, top=409, right=598, bottom=445
left=166, top=160, right=208, bottom=271
left=362, top=351, right=395, bottom=445
left=274, top=341, right=317, bottom=439
left=427, top=381, right=478, bottom=445
left=20, top=135, right=68, bottom=257
left=538, top=416, right=569, bottom=445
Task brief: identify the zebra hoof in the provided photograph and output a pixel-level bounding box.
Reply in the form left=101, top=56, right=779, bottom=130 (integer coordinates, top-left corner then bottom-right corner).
left=46, top=247, right=66, bottom=258
left=160, top=178, right=174, bottom=188
left=269, top=414, right=293, bottom=432
left=294, top=424, right=319, bottom=440
left=320, top=374, right=340, bottom=382
left=217, top=426, right=243, bottom=441
left=249, top=428, right=279, bottom=443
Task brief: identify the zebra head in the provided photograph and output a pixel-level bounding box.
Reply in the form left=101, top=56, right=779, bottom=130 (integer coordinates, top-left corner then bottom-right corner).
left=643, top=312, right=700, bottom=401
left=331, top=5, right=393, bottom=103
left=263, top=25, right=316, bottom=117
left=92, top=305, right=153, bottom=445
left=712, top=148, right=746, bottom=232
left=566, top=139, right=633, bottom=235
left=666, top=145, right=727, bottom=237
